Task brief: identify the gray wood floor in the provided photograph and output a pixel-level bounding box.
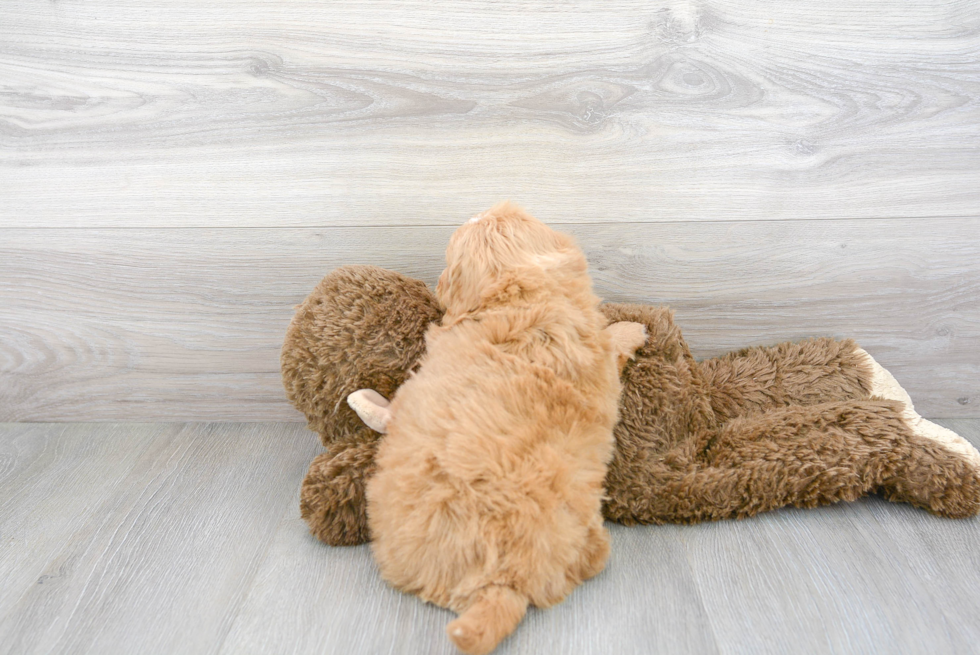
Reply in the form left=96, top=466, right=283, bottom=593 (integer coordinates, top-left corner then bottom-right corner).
left=2, top=420, right=979, bottom=655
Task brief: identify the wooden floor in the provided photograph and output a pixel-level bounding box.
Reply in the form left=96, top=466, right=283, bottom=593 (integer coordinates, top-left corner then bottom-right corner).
left=2, top=420, right=979, bottom=655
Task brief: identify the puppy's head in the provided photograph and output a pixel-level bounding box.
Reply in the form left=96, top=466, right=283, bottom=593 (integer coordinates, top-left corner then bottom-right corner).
left=436, top=202, right=586, bottom=315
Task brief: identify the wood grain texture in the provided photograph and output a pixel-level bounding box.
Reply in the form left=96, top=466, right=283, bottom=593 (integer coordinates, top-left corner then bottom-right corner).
left=219, top=508, right=720, bottom=655
left=3, top=422, right=977, bottom=654
left=686, top=418, right=980, bottom=655
left=0, top=424, right=164, bottom=618
left=2, top=218, right=978, bottom=421
left=685, top=502, right=980, bottom=654
left=2, top=0, right=979, bottom=227
left=0, top=423, right=321, bottom=655
left=209, top=420, right=980, bottom=655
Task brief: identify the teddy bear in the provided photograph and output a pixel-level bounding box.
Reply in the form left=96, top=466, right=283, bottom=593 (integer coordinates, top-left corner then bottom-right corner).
left=282, top=265, right=980, bottom=547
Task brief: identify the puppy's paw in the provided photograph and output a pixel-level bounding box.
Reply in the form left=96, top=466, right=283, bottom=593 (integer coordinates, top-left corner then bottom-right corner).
left=606, top=321, right=648, bottom=359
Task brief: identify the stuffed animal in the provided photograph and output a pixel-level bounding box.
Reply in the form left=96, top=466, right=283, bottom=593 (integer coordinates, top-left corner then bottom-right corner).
left=282, top=266, right=980, bottom=547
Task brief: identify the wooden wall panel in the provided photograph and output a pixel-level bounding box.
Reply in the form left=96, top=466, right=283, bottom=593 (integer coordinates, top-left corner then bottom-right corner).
left=1, top=218, right=977, bottom=421
left=2, top=0, right=978, bottom=227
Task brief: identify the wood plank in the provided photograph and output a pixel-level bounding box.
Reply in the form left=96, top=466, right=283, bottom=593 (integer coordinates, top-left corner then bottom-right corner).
left=2, top=1, right=978, bottom=227
left=855, top=419, right=980, bottom=648
left=0, top=423, right=321, bottom=655
left=1, top=422, right=978, bottom=653
left=685, top=500, right=980, bottom=654
left=218, top=515, right=719, bottom=655
left=223, top=421, right=980, bottom=654
left=686, top=422, right=980, bottom=654
left=2, top=218, right=977, bottom=421
left=0, top=423, right=163, bottom=618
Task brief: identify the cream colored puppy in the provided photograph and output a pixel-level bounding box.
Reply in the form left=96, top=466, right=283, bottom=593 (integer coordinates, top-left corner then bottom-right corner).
left=354, top=203, right=646, bottom=655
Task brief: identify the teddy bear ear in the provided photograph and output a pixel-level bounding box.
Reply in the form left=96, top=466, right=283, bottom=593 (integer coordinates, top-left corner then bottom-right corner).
left=347, top=389, right=393, bottom=433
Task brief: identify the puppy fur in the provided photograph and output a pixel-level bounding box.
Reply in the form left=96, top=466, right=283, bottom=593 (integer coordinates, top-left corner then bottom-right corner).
left=365, top=203, right=645, bottom=655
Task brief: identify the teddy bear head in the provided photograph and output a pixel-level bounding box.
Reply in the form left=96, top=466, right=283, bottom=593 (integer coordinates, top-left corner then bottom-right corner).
left=281, top=265, right=444, bottom=446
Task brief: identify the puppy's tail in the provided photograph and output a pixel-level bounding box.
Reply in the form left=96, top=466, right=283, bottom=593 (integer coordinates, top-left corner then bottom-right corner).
left=446, top=584, right=528, bottom=655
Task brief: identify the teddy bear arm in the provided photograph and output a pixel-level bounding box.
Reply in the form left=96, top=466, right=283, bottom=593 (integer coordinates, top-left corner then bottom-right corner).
left=300, top=439, right=379, bottom=546
left=697, top=337, right=872, bottom=421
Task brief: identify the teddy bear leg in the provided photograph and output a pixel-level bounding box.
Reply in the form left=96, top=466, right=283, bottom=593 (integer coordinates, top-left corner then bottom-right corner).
left=603, top=399, right=980, bottom=523
left=877, top=435, right=980, bottom=519
left=703, top=400, right=911, bottom=515
left=706, top=399, right=980, bottom=519
left=856, top=348, right=980, bottom=470
left=300, top=440, right=379, bottom=546
left=698, top=338, right=872, bottom=420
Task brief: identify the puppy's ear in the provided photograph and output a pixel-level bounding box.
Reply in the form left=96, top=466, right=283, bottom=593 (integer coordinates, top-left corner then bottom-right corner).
left=435, top=263, right=456, bottom=309
left=435, top=262, right=463, bottom=313
left=437, top=259, right=487, bottom=316
left=532, top=248, right=586, bottom=277
left=347, top=389, right=392, bottom=433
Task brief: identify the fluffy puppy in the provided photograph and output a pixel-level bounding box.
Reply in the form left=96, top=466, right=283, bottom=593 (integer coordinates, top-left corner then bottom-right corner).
left=358, top=203, right=647, bottom=655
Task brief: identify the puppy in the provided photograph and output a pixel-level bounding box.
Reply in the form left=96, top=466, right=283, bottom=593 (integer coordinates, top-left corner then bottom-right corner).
left=350, top=203, right=647, bottom=654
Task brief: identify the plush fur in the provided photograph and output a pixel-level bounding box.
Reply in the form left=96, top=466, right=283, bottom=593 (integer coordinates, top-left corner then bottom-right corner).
left=284, top=266, right=442, bottom=545
left=283, top=237, right=980, bottom=553
left=364, top=203, right=645, bottom=654
left=599, top=303, right=980, bottom=523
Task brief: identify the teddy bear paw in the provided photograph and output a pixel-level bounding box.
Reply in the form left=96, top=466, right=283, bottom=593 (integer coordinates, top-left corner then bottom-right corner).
left=858, top=348, right=980, bottom=471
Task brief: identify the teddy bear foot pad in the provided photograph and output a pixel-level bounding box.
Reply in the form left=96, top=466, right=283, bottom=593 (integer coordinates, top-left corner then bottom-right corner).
left=858, top=348, right=980, bottom=470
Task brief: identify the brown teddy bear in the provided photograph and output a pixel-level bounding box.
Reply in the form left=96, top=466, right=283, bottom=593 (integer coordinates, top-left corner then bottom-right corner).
left=282, top=265, right=980, bottom=547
